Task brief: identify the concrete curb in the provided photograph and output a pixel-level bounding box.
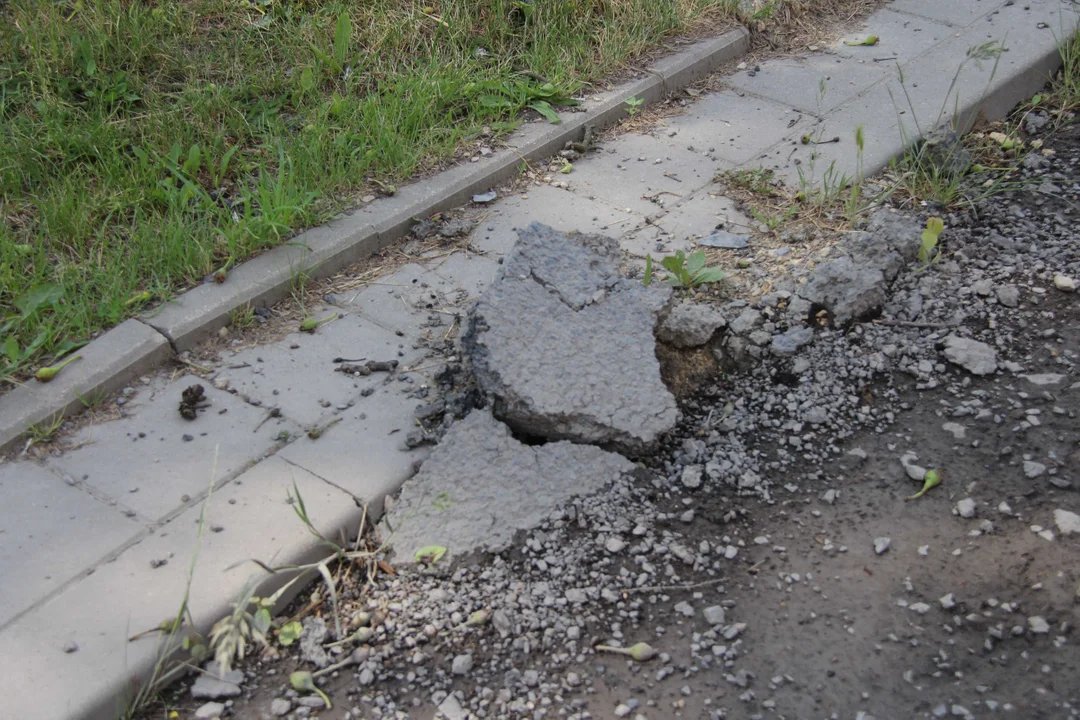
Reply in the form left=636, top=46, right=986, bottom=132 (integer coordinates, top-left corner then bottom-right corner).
left=0, top=28, right=749, bottom=454
left=0, top=320, right=172, bottom=451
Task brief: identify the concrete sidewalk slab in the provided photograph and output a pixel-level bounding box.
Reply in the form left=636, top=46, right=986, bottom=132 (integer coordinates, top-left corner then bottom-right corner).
left=567, top=132, right=729, bottom=216
left=467, top=184, right=642, bottom=257
left=277, top=385, right=428, bottom=508
left=0, top=456, right=361, bottom=720
left=218, top=314, right=419, bottom=428
left=728, top=52, right=891, bottom=114
left=831, top=9, right=953, bottom=64
left=887, top=0, right=1008, bottom=27
left=47, top=378, right=298, bottom=522
left=0, top=463, right=143, bottom=628
left=660, top=90, right=811, bottom=166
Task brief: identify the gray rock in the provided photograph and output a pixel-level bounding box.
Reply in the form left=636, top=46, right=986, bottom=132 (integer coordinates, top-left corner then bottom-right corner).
left=955, top=498, right=976, bottom=519
left=794, top=211, right=922, bottom=324
left=194, top=702, right=226, bottom=720
left=873, top=537, right=891, bottom=555
left=439, top=694, right=468, bottom=720
left=939, top=594, right=956, bottom=610
left=909, top=602, right=931, bottom=615
left=270, top=698, right=292, bottom=717
left=697, top=230, right=749, bottom=249
left=605, top=537, right=627, bottom=553
left=1054, top=508, right=1080, bottom=535
left=674, top=601, right=695, bottom=617
left=681, top=464, right=703, bottom=489
left=798, top=255, right=886, bottom=325
left=918, top=128, right=972, bottom=179
left=1023, top=461, right=1047, bottom=479
left=995, top=284, right=1020, bottom=307
left=452, top=654, right=474, bottom=675
left=300, top=616, right=330, bottom=669
left=728, top=307, right=763, bottom=335
left=465, top=223, right=678, bottom=452
left=942, top=335, right=997, bottom=376
left=386, top=410, right=633, bottom=561
left=770, top=326, right=814, bottom=355
left=1028, top=616, right=1050, bottom=634
left=191, top=664, right=243, bottom=699
left=657, top=302, right=727, bottom=348
left=703, top=606, right=726, bottom=625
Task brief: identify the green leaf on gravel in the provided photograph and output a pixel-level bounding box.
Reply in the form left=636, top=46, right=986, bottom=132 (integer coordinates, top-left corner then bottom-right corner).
left=278, top=621, right=303, bottom=646
left=414, top=545, right=448, bottom=564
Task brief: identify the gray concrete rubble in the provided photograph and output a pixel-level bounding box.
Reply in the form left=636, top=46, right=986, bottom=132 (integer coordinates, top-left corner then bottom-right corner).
left=657, top=302, right=728, bottom=348
left=384, top=409, right=634, bottom=562
left=465, top=223, right=678, bottom=454
left=792, top=210, right=923, bottom=325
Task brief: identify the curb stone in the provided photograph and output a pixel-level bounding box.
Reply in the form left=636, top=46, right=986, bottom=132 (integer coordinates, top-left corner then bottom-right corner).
left=0, top=28, right=749, bottom=453
left=0, top=320, right=172, bottom=451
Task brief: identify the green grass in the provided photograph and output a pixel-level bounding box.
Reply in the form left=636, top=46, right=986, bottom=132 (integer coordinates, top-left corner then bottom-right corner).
left=0, top=0, right=740, bottom=383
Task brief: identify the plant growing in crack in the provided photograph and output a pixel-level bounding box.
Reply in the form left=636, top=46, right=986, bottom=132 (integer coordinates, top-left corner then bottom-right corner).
left=649, top=250, right=725, bottom=288
left=209, top=483, right=390, bottom=672
left=917, top=216, right=945, bottom=269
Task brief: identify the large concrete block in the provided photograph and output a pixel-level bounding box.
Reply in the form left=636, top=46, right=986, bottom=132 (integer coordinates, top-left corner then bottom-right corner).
left=47, top=378, right=298, bottom=521
left=385, top=409, right=634, bottom=561
left=0, top=462, right=143, bottom=627
left=465, top=223, right=678, bottom=454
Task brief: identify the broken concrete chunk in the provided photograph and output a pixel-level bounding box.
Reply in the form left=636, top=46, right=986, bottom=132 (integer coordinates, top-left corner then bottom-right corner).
left=657, top=302, right=727, bottom=348
left=798, top=255, right=886, bottom=325
left=385, top=410, right=634, bottom=562
left=942, top=335, right=998, bottom=376
left=770, top=326, right=814, bottom=355
left=466, top=223, right=678, bottom=453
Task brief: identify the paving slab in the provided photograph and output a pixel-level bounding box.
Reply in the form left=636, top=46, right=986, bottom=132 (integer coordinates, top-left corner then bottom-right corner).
left=384, top=409, right=634, bottom=562
left=0, top=462, right=144, bottom=629
left=831, top=8, right=954, bottom=64
left=342, top=263, right=453, bottom=339
left=567, top=132, right=729, bottom=216
left=659, top=90, right=812, bottom=166
left=621, top=189, right=755, bottom=258
left=467, top=184, right=642, bottom=257
left=47, top=378, right=299, bottom=521
left=728, top=52, right=892, bottom=114
left=426, top=251, right=501, bottom=301
left=215, top=313, right=421, bottom=428
left=887, top=0, right=1007, bottom=26
left=0, top=456, right=360, bottom=720
left=277, top=382, right=428, bottom=507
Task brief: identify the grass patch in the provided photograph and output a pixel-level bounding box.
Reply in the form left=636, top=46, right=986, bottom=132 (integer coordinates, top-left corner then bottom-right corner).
left=1, top=0, right=743, bottom=384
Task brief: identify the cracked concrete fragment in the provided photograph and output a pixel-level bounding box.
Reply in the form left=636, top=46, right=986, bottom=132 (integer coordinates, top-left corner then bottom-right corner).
left=465, top=223, right=678, bottom=453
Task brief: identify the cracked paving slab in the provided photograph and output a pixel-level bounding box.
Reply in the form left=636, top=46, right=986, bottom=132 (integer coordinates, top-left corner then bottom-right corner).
left=383, top=409, right=634, bottom=562
left=465, top=223, right=678, bottom=454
